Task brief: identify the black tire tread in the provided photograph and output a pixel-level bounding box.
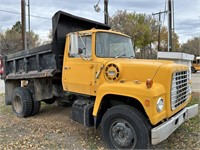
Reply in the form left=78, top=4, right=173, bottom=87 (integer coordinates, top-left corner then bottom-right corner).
left=191, top=67, right=196, bottom=73
left=12, top=87, right=33, bottom=118
left=32, top=100, right=41, bottom=115
left=26, top=88, right=41, bottom=116
left=101, top=105, right=150, bottom=149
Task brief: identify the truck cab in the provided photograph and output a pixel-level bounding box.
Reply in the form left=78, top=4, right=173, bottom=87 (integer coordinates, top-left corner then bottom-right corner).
left=62, top=29, right=198, bottom=148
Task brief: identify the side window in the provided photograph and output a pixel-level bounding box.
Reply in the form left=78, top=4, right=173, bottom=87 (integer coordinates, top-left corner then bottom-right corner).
left=78, top=35, right=92, bottom=57
left=69, top=33, right=92, bottom=58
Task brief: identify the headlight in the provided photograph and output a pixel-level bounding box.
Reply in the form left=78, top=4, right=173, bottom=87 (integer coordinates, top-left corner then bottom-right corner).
left=157, top=98, right=164, bottom=112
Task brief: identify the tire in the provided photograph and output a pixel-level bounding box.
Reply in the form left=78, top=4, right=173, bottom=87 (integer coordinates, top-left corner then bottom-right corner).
left=12, top=87, right=33, bottom=118
left=26, top=88, right=41, bottom=116
left=191, top=67, right=196, bottom=73
left=101, top=105, right=150, bottom=149
left=31, top=100, right=41, bottom=115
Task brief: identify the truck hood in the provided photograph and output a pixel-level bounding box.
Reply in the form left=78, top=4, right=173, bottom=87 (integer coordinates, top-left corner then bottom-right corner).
left=103, top=58, right=174, bottom=82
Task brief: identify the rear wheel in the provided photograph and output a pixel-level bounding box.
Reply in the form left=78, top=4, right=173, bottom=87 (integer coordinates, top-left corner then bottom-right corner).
left=101, top=105, right=150, bottom=149
left=12, top=87, right=33, bottom=118
left=26, top=88, right=41, bottom=116
left=31, top=100, right=41, bottom=115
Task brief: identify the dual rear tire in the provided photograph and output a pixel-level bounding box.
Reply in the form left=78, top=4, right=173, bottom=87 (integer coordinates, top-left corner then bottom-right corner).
left=12, top=87, right=40, bottom=118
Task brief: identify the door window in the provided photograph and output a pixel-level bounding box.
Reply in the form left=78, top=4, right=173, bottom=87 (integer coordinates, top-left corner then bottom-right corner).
left=69, top=33, right=92, bottom=58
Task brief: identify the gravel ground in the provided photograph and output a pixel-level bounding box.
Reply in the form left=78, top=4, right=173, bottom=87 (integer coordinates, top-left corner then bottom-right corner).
left=191, top=71, right=200, bottom=92
left=0, top=80, right=5, bottom=93
left=0, top=93, right=199, bottom=149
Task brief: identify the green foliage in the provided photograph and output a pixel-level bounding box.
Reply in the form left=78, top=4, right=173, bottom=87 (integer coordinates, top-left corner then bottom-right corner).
left=109, top=10, right=180, bottom=58
left=159, top=26, right=180, bottom=51
left=178, top=37, right=200, bottom=56
left=0, top=21, right=40, bottom=55
left=110, top=10, right=157, bottom=48
left=42, top=29, right=52, bottom=44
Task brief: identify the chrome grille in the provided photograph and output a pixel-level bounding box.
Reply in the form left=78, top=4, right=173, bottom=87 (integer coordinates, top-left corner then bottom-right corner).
left=171, top=71, right=190, bottom=110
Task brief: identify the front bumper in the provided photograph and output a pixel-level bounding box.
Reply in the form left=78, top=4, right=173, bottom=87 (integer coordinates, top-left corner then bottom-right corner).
left=151, top=104, right=198, bottom=145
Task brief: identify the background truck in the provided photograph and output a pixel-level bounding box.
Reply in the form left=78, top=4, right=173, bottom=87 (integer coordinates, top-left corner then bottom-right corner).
left=0, top=11, right=198, bottom=149
left=191, top=56, right=200, bottom=73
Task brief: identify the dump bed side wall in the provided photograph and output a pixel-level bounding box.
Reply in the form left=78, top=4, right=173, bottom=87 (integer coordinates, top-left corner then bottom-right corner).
left=5, top=44, right=56, bottom=80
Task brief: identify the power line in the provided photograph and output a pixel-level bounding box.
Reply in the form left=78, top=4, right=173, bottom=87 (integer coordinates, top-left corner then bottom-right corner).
left=0, top=9, right=51, bottom=20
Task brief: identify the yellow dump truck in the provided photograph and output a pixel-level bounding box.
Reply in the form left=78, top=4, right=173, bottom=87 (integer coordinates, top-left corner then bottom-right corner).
left=191, top=56, right=200, bottom=73
left=1, top=11, right=198, bottom=149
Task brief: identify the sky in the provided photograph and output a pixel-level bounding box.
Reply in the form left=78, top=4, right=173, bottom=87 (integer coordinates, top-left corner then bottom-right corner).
left=0, top=0, right=199, bottom=44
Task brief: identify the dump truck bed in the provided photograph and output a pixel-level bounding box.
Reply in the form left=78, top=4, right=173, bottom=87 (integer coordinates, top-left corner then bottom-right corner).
left=4, top=11, right=110, bottom=80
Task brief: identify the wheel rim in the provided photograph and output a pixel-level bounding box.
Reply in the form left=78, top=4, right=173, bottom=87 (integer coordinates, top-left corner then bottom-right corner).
left=110, top=119, right=137, bottom=148
left=13, top=95, right=22, bottom=113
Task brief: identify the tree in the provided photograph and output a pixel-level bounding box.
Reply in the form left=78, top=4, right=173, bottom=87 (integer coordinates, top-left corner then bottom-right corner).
left=42, top=29, right=53, bottom=44
left=178, top=37, right=200, bottom=56
left=0, top=21, right=40, bottom=55
left=109, top=10, right=180, bottom=58
left=109, top=10, right=158, bottom=58
left=159, top=26, right=180, bottom=51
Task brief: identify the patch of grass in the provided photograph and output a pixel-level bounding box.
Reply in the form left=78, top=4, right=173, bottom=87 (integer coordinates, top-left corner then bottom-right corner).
left=179, top=92, right=200, bottom=133
left=188, top=92, right=200, bottom=106
left=0, top=94, right=12, bottom=115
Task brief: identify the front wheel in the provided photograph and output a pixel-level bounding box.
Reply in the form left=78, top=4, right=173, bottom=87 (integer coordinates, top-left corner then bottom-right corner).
left=101, top=105, right=150, bottom=149
left=191, top=67, right=196, bottom=73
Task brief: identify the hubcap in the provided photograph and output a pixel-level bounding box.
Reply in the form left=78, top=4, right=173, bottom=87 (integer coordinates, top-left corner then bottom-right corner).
left=13, top=95, right=22, bottom=113
left=110, top=120, right=137, bottom=148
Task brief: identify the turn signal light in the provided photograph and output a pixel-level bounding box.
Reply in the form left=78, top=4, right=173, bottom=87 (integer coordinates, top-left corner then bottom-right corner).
left=146, top=79, right=153, bottom=89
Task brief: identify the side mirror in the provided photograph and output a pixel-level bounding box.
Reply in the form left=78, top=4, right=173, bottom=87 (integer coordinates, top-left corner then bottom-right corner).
left=70, top=33, right=78, bottom=54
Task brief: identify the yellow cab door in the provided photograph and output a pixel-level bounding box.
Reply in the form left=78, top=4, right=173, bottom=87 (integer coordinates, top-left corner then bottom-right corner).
left=62, top=32, right=93, bottom=95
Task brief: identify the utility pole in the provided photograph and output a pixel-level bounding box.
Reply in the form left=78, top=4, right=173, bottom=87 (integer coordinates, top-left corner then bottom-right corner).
left=27, top=0, right=31, bottom=49
left=21, top=0, right=27, bottom=50
left=152, top=11, right=167, bottom=51
left=94, top=0, right=109, bottom=25
left=104, top=0, right=108, bottom=25
left=168, top=0, right=173, bottom=52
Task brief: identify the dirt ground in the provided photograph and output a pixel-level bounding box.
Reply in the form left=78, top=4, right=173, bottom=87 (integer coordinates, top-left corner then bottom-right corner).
left=0, top=93, right=199, bottom=149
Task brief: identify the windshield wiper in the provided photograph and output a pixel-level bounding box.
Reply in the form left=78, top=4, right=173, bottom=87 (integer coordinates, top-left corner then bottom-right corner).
left=115, top=53, right=126, bottom=58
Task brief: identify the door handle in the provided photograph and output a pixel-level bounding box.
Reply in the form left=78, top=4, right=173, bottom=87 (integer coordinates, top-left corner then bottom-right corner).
left=64, top=66, right=71, bottom=69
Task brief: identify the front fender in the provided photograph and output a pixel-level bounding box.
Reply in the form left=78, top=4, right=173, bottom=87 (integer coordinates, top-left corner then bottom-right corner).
left=93, top=82, right=167, bottom=125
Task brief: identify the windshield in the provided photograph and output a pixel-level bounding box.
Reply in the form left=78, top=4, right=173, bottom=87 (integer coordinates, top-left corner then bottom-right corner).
left=96, top=32, right=135, bottom=58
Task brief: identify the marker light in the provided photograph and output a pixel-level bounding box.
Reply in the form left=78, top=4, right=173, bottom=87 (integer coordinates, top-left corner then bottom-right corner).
left=146, top=79, right=153, bottom=89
